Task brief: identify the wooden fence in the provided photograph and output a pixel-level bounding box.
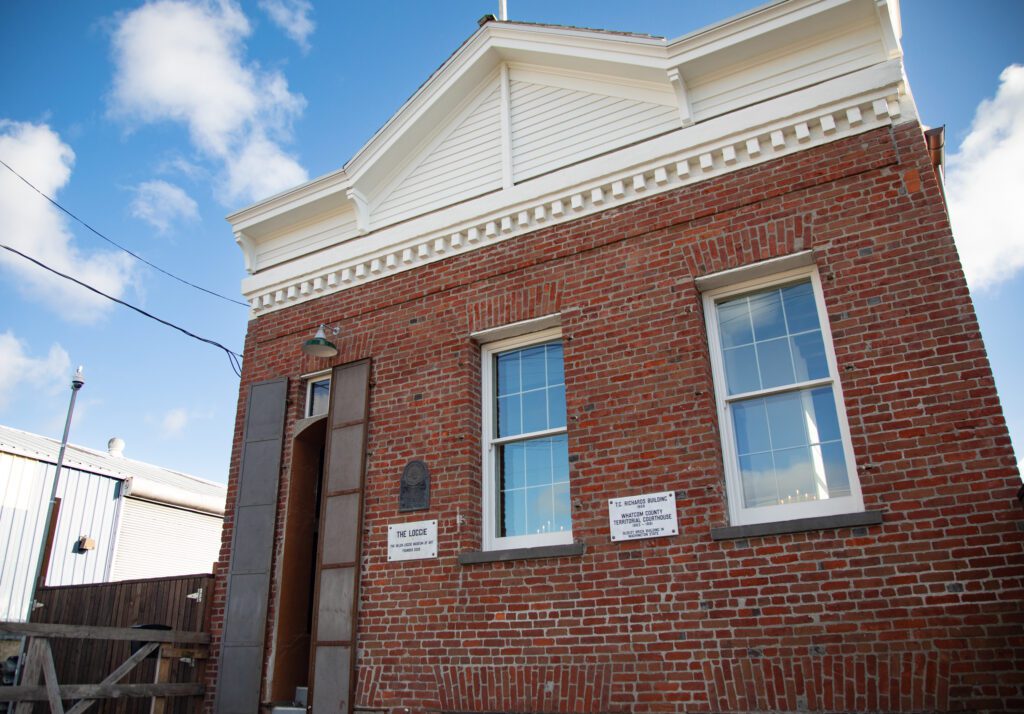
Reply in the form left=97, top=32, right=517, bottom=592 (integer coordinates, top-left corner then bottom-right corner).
left=0, top=622, right=209, bottom=714
left=14, top=574, right=213, bottom=714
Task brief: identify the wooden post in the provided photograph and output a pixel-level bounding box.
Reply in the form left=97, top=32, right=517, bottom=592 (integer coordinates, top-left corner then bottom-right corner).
left=15, top=638, right=45, bottom=714
left=39, top=639, right=66, bottom=714
left=150, top=644, right=172, bottom=714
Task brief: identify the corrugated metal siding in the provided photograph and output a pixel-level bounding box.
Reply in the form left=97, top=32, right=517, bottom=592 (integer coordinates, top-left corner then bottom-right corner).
left=510, top=80, right=678, bottom=183
left=110, top=498, right=222, bottom=581
left=49, top=463, right=121, bottom=586
left=0, top=452, right=120, bottom=621
left=374, top=82, right=503, bottom=227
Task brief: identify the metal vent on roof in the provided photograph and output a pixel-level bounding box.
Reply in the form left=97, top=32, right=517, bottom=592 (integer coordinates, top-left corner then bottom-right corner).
left=107, top=437, right=125, bottom=457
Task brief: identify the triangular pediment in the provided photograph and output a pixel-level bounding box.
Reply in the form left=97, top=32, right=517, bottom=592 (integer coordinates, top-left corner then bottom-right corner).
left=508, top=66, right=678, bottom=183
left=367, top=62, right=679, bottom=229
left=372, top=75, right=504, bottom=229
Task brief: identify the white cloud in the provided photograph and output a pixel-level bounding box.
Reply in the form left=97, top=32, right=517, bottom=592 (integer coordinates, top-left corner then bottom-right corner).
left=157, top=154, right=205, bottom=181
left=0, top=332, right=71, bottom=410
left=109, top=0, right=308, bottom=205
left=130, top=179, right=199, bottom=232
left=225, top=129, right=308, bottom=204
left=157, top=406, right=215, bottom=438
left=947, top=64, right=1024, bottom=290
left=162, top=407, right=190, bottom=437
left=0, top=120, right=136, bottom=322
left=259, top=0, right=314, bottom=52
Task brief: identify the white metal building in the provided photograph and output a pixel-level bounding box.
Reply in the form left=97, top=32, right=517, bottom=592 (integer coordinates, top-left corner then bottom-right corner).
left=0, top=424, right=226, bottom=621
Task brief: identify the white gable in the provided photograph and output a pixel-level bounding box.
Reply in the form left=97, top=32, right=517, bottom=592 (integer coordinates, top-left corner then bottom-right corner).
left=509, top=68, right=679, bottom=182
left=229, top=0, right=912, bottom=315
left=373, top=77, right=504, bottom=229
left=370, top=66, right=680, bottom=228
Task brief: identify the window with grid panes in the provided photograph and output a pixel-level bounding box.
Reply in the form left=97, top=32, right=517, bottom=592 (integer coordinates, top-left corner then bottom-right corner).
left=703, top=266, right=864, bottom=526
left=481, top=327, right=572, bottom=550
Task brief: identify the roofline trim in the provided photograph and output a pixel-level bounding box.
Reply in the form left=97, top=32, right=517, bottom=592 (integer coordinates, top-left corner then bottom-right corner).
left=242, top=61, right=909, bottom=313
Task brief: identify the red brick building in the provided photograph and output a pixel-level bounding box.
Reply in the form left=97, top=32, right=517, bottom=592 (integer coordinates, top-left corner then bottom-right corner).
left=208, top=1, right=1024, bottom=712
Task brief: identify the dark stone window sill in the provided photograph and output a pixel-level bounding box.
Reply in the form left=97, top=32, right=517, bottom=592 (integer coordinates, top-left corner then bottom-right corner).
left=710, top=510, right=884, bottom=541
left=458, top=542, right=585, bottom=565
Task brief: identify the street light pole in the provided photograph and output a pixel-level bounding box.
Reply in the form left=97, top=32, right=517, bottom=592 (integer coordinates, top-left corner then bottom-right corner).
left=30, top=364, right=84, bottom=602
left=17, top=366, right=84, bottom=682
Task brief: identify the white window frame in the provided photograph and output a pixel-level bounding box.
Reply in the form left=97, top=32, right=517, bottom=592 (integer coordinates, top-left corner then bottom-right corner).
left=702, top=263, right=864, bottom=526
left=303, top=370, right=331, bottom=418
left=480, top=326, right=573, bottom=551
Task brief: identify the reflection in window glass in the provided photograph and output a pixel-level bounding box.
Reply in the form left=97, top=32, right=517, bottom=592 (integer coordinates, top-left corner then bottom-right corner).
left=498, top=434, right=571, bottom=538
left=717, top=280, right=851, bottom=512
left=731, top=388, right=850, bottom=508
left=308, top=378, right=330, bottom=417
left=717, top=281, right=828, bottom=396
left=493, top=340, right=569, bottom=539
left=495, top=342, right=564, bottom=437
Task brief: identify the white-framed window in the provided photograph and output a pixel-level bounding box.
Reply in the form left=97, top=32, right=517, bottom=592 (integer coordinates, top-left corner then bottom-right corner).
left=702, top=262, right=864, bottom=526
left=305, top=371, right=331, bottom=418
left=480, top=326, right=572, bottom=551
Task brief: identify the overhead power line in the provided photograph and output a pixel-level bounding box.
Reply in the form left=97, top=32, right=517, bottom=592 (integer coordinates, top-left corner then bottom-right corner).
left=0, top=157, right=249, bottom=308
left=1, top=241, right=243, bottom=377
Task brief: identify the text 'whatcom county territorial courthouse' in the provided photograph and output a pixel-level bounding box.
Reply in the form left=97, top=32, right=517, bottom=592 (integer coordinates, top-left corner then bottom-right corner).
left=207, top=1, right=1024, bottom=712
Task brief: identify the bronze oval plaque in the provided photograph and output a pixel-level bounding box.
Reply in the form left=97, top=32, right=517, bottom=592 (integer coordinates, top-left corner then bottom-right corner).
left=399, top=460, right=430, bottom=511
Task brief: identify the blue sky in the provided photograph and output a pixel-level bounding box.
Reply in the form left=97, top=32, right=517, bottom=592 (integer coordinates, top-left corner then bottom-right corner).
left=0, top=0, right=1021, bottom=483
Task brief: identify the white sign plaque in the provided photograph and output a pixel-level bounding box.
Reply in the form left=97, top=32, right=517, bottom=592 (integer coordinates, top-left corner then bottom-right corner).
left=387, top=519, right=438, bottom=561
left=608, top=491, right=678, bottom=542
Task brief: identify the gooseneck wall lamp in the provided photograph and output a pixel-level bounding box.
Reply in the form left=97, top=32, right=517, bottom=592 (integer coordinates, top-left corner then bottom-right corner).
left=302, top=324, right=340, bottom=359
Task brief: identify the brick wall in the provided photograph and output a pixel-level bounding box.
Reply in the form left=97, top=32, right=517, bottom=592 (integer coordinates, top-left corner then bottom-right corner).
left=205, top=121, right=1024, bottom=713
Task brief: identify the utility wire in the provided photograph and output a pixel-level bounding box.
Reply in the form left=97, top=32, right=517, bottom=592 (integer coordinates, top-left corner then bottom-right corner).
left=1, top=242, right=243, bottom=377
left=0, top=157, right=249, bottom=308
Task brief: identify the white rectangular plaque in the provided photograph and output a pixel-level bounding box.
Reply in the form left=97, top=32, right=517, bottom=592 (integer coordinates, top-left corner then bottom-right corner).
left=608, top=491, right=678, bottom=542
left=387, top=519, right=438, bottom=561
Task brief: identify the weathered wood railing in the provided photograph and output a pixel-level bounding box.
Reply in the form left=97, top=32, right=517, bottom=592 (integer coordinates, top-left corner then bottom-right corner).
left=0, top=622, right=209, bottom=714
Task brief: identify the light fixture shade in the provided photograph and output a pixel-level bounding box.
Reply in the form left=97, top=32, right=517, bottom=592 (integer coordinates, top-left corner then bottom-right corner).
left=302, top=325, right=339, bottom=358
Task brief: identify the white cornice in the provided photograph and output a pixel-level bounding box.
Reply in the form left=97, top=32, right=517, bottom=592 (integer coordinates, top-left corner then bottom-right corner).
left=242, top=62, right=910, bottom=315
left=666, top=0, right=847, bottom=62
left=486, top=25, right=668, bottom=68
left=509, top=62, right=674, bottom=105
left=230, top=0, right=883, bottom=228
left=234, top=230, right=257, bottom=274
left=228, top=0, right=914, bottom=299
left=667, top=67, right=695, bottom=126
left=229, top=167, right=349, bottom=239
left=873, top=0, right=904, bottom=59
